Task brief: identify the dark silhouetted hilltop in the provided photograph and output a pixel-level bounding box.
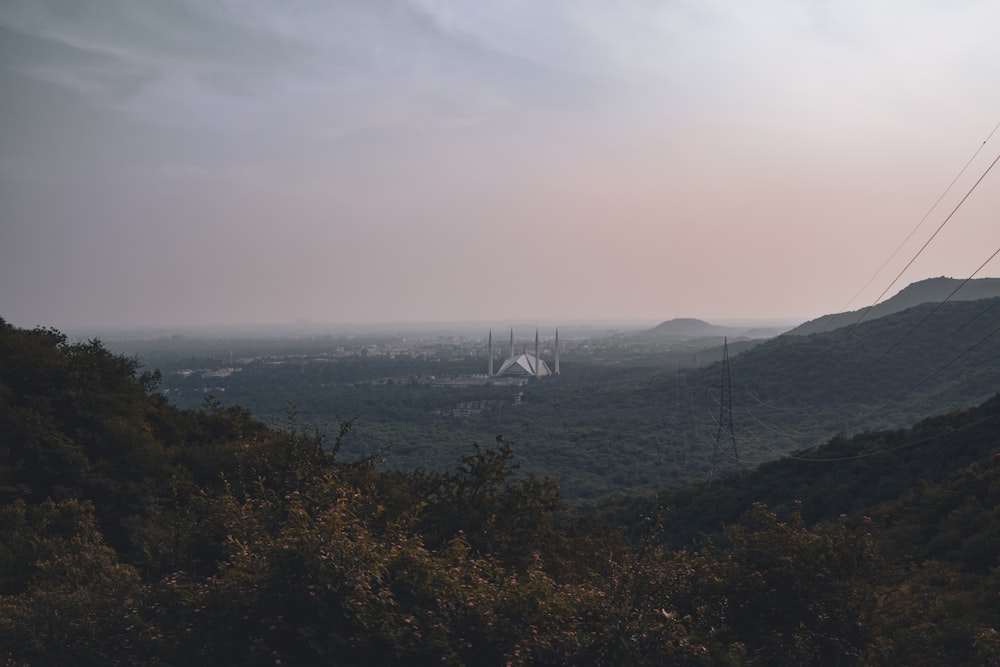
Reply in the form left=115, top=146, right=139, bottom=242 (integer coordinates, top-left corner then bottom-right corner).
left=643, top=317, right=788, bottom=340
left=644, top=317, right=729, bottom=337
left=788, top=276, right=1000, bottom=335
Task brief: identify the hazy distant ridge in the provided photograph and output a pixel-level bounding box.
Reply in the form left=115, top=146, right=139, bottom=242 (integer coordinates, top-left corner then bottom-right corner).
left=645, top=318, right=730, bottom=337
left=642, top=317, right=788, bottom=340
left=787, top=277, right=1000, bottom=336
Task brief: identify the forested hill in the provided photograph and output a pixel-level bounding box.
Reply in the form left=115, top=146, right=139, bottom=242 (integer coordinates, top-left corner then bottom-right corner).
left=3, top=317, right=1000, bottom=664
left=787, top=276, right=1000, bottom=335
left=503, top=296, right=1000, bottom=494
left=675, top=295, right=1000, bottom=455
left=622, top=392, right=1000, bottom=548
left=95, top=295, right=1000, bottom=500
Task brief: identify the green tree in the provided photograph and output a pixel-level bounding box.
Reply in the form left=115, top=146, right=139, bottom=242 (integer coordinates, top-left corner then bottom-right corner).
left=0, top=499, right=154, bottom=666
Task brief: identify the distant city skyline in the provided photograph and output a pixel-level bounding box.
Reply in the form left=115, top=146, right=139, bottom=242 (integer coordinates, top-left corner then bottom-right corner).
left=2, top=2, right=999, bottom=330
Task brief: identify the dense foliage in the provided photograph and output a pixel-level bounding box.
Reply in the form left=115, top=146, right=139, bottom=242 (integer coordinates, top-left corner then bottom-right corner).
left=2, top=318, right=1000, bottom=665
left=112, top=298, right=1000, bottom=500
left=605, top=394, right=1000, bottom=547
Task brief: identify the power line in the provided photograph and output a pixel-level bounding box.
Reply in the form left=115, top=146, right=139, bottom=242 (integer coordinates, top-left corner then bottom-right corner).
left=691, top=125, right=1000, bottom=472
left=926, top=293, right=1000, bottom=351
left=842, top=118, right=1000, bottom=313
left=917, top=317, right=1000, bottom=389
left=702, top=128, right=1000, bottom=475
left=754, top=412, right=1000, bottom=463
left=854, top=149, right=1000, bottom=327
left=742, top=407, right=822, bottom=441
left=868, top=244, right=1000, bottom=367
left=736, top=294, right=1000, bottom=466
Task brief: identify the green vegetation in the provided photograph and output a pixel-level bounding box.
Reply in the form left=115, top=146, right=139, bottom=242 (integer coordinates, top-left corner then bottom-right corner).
left=111, top=297, right=1000, bottom=500
left=607, top=394, right=1000, bottom=545
left=4, top=318, right=1000, bottom=664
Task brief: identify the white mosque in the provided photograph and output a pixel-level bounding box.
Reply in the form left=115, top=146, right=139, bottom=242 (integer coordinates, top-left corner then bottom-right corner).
left=488, top=329, right=560, bottom=378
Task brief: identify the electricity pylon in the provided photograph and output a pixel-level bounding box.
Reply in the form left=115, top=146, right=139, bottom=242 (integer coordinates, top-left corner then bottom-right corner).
left=710, top=337, right=739, bottom=478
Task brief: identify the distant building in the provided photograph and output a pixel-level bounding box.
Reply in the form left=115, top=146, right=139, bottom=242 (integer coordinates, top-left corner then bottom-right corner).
left=496, top=350, right=551, bottom=377
left=488, top=328, right=560, bottom=378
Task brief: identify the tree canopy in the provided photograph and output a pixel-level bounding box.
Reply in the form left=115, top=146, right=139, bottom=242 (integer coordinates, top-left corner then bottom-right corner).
left=2, top=318, right=1000, bottom=665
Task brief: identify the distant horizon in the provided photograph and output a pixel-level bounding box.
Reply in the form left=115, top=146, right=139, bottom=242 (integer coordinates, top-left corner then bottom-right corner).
left=34, top=315, right=806, bottom=341
left=15, top=273, right=1000, bottom=337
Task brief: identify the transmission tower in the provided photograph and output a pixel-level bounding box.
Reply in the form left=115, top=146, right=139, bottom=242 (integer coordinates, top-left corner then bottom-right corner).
left=710, top=337, right=739, bottom=477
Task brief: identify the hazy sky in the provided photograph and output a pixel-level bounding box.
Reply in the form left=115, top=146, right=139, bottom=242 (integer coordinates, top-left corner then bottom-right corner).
left=2, top=1, right=999, bottom=329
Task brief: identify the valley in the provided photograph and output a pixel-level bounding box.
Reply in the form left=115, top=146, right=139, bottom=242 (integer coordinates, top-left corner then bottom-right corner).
left=104, top=287, right=1000, bottom=500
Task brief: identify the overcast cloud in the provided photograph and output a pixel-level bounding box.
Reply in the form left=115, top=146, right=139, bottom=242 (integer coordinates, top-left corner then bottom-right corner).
left=2, top=1, right=999, bottom=329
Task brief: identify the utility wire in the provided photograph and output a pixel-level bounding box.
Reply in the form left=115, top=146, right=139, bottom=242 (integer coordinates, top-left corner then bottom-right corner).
left=743, top=406, right=827, bottom=441
left=699, top=128, right=1000, bottom=472
left=868, top=244, right=1000, bottom=367
left=842, top=119, right=1000, bottom=313
left=854, top=150, right=1000, bottom=326
left=742, top=386, right=820, bottom=416
left=740, top=297, right=1000, bottom=465
left=917, top=317, right=1000, bottom=388
left=755, top=411, right=1000, bottom=463
left=927, top=294, right=1000, bottom=351
left=724, top=130, right=1000, bottom=472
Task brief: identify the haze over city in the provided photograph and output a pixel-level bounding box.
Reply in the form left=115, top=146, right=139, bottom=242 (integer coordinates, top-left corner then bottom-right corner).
left=2, top=1, right=999, bottom=330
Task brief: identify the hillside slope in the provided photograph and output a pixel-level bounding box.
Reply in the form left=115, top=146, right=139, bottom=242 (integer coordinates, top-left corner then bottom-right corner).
left=4, top=317, right=1000, bottom=665
left=631, top=392, right=1000, bottom=546
left=527, top=295, right=1000, bottom=493
left=119, top=297, right=1000, bottom=500
left=787, top=276, right=1000, bottom=335
left=518, top=296, right=1000, bottom=492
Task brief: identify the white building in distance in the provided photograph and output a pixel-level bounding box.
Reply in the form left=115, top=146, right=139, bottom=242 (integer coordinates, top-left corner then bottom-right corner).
left=488, top=328, right=560, bottom=378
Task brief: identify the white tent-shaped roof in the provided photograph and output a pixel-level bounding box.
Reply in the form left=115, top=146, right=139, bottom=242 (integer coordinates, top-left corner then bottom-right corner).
left=495, top=352, right=551, bottom=377
left=488, top=328, right=559, bottom=378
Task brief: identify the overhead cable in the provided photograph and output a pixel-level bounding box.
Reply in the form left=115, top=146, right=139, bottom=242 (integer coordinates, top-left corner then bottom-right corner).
left=759, top=412, right=1000, bottom=463
left=854, top=150, right=1000, bottom=326
left=868, top=244, right=1000, bottom=367
left=917, top=316, right=1000, bottom=388
left=843, top=118, right=1000, bottom=312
